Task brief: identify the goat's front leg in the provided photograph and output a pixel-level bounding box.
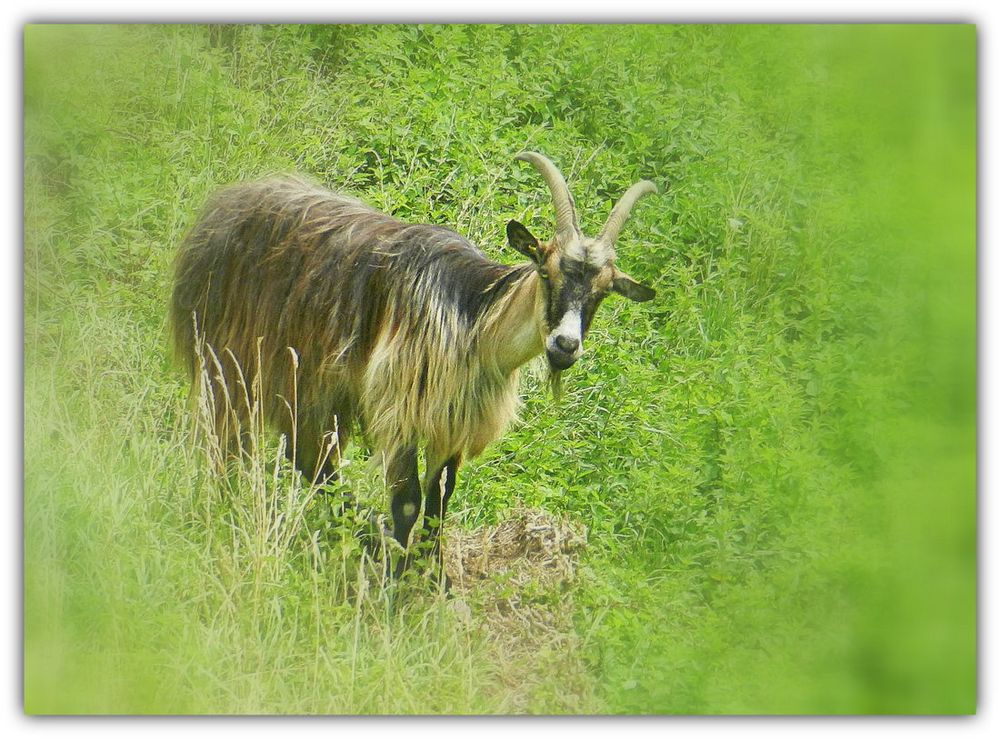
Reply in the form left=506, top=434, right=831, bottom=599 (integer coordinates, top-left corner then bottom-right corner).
left=421, top=453, right=461, bottom=588
left=386, top=445, right=421, bottom=578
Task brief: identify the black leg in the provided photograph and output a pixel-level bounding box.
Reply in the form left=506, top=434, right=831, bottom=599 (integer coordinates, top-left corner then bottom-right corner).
left=288, top=425, right=357, bottom=501
left=421, top=454, right=461, bottom=584
left=288, top=428, right=376, bottom=553
left=289, top=429, right=342, bottom=486
left=387, top=446, right=421, bottom=578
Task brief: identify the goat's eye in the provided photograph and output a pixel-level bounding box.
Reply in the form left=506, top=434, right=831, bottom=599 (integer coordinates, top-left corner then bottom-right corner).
left=538, top=270, right=549, bottom=280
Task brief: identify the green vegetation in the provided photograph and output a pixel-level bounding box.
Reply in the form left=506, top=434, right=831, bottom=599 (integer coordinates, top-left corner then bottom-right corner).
left=24, top=24, right=975, bottom=714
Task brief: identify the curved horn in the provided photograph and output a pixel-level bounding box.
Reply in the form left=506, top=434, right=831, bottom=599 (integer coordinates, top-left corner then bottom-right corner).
left=515, top=151, right=579, bottom=240
left=598, top=180, right=658, bottom=247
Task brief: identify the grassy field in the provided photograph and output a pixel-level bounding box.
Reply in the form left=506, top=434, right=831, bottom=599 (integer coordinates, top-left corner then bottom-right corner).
left=23, top=24, right=975, bottom=714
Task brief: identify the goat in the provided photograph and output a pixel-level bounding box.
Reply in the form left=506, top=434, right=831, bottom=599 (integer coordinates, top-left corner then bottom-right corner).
left=170, top=152, right=657, bottom=582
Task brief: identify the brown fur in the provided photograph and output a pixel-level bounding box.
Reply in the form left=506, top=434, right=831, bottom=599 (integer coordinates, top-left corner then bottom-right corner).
left=171, top=175, right=540, bottom=479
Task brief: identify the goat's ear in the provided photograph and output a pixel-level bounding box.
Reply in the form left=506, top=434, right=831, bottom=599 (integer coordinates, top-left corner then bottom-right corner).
left=612, top=271, right=656, bottom=302
left=506, top=220, right=542, bottom=263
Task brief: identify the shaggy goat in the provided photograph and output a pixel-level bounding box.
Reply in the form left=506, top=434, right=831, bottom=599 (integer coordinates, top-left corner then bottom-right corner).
left=170, top=152, right=657, bottom=579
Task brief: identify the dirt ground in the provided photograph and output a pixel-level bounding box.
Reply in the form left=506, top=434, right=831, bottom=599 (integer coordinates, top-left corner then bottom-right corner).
left=443, top=507, right=599, bottom=713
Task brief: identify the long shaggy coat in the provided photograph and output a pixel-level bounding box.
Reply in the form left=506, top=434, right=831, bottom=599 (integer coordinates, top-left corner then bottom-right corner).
left=171, top=175, right=535, bottom=476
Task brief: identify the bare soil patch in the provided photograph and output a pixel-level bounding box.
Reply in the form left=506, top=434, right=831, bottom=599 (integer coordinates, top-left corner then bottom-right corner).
left=443, top=507, right=599, bottom=713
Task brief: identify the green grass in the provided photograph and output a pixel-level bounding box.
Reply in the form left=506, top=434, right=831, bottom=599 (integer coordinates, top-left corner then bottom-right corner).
left=24, top=24, right=975, bottom=714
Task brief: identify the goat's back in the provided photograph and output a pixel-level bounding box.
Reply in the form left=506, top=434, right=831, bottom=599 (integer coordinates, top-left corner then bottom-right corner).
left=172, top=176, right=385, bottom=375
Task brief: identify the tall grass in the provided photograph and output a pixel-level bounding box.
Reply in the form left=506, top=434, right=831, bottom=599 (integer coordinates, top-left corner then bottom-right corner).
left=24, top=24, right=975, bottom=714
left=24, top=303, right=509, bottom=714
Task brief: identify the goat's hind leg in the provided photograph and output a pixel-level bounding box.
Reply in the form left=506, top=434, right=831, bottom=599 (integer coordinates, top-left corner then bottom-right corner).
left=286, top=423, right=381, bottom=552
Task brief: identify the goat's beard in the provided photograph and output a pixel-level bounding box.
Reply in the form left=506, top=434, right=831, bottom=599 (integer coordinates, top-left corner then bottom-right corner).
left=548, top=368, right=563, bottom=400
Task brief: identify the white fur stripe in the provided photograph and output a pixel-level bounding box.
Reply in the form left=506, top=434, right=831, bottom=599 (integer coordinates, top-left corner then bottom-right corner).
left=546, top=309, right=583, bottom=358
